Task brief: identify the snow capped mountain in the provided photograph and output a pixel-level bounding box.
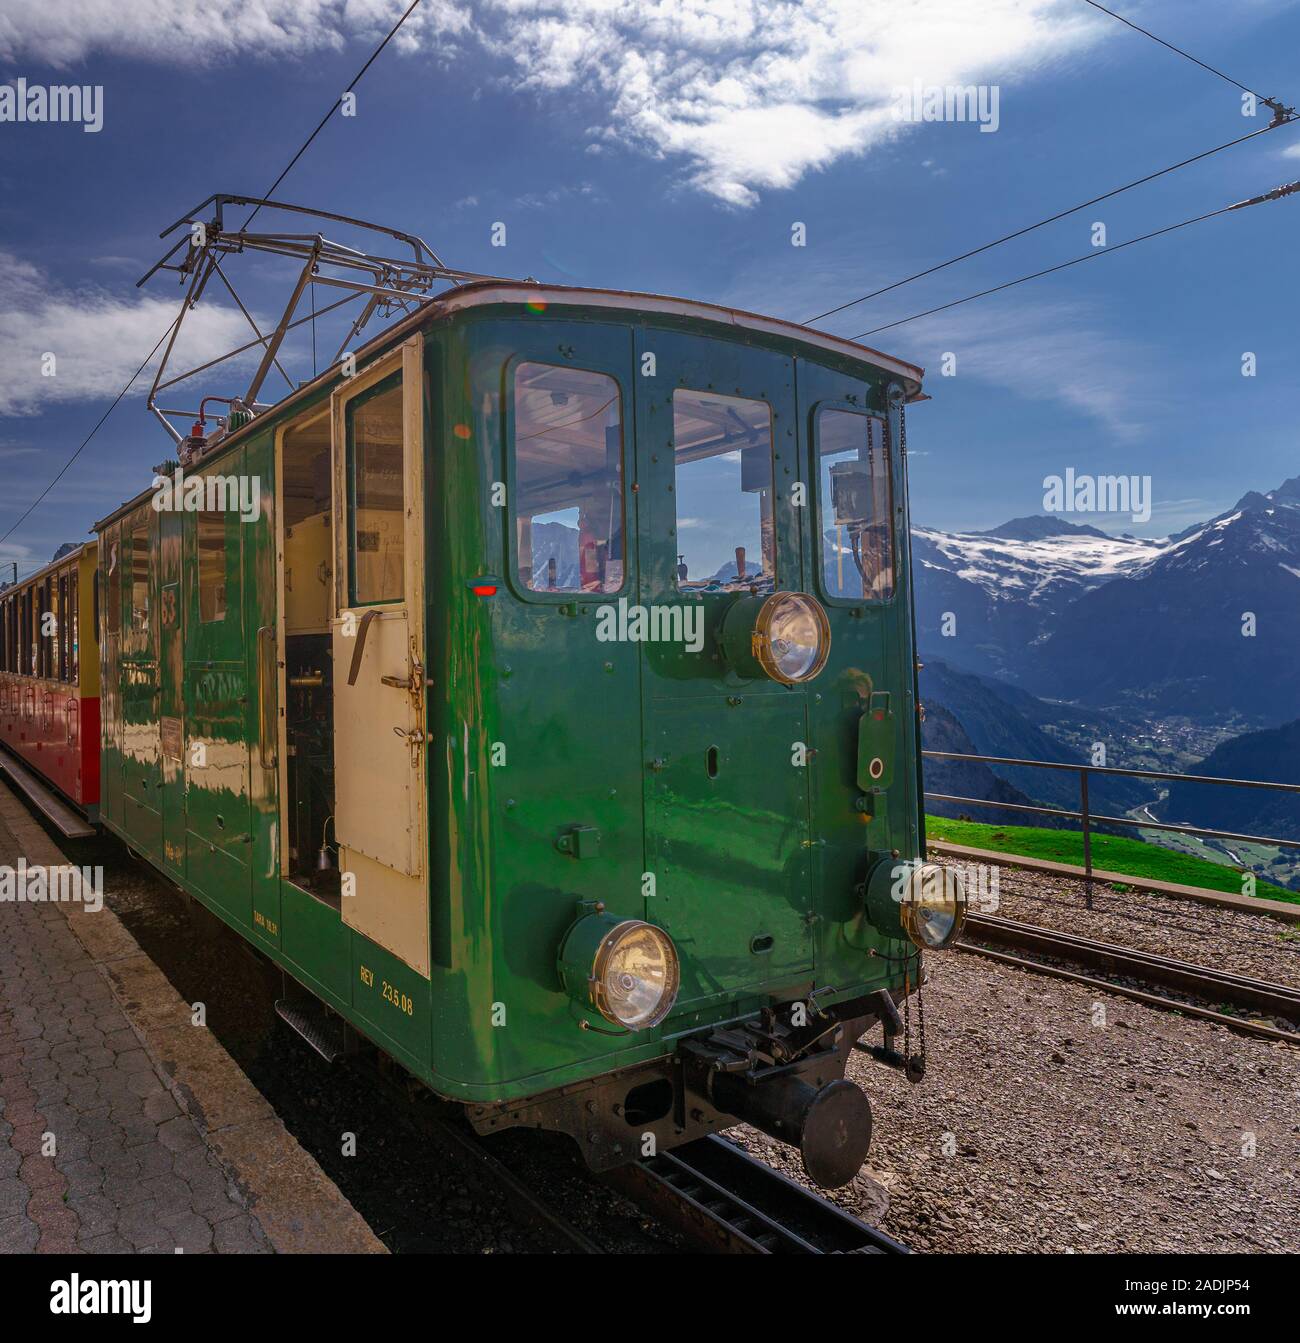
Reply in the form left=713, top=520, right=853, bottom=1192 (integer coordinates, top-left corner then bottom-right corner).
left=911, top=515, right=1166, bottom=679
left=1029, top=477, right=1300, bottom=719
left=914, top=520, right=1163, bottom=611
left=912, top=476, right=1300, bottom=721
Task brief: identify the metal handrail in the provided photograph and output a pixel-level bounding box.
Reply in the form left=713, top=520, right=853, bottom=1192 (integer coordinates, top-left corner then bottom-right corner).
left=921, top=748, right=1300, bottom=903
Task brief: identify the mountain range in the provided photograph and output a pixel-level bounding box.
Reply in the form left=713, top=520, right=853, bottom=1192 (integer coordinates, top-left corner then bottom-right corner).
left=912, top=476, right=1300, bottom=724
left=1159, top=718, right=1300, bottom=844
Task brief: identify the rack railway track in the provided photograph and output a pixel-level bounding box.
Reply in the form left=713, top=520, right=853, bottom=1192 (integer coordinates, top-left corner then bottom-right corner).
left=960, top=913, right=1300, bottom=1044
left=604, top=1134, right=908, bottom=1254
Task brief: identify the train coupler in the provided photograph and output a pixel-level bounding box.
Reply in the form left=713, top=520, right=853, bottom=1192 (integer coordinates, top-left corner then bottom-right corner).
left=679, top=1014, right=872, bottom=1189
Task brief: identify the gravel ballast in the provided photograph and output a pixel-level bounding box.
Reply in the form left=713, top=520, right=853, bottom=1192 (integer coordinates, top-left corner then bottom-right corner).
left=731, top=904, right=1300, bottom=1252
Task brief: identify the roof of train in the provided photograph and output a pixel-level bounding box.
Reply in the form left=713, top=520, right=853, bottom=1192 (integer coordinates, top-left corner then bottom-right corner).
left=0, top=541, right=95, bottom=597
left=94, top=280, right=925, bottom=531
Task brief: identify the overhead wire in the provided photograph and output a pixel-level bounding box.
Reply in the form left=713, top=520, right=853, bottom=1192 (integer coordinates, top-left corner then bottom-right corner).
left=806, top=2, right=1296, bottom=327
left=849, top=179, right=1300, bottom=340
left=4, top=0, right=426, bottom=550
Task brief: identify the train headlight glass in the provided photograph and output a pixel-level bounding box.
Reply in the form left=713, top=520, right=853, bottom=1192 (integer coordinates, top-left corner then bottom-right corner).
left=900, top=863, right=966, bottom=950
left=559, top=915, right=680, bottom=1030
left=722, top=591, right=830, bottom=685
left=760, top=592, right=829, bottom=683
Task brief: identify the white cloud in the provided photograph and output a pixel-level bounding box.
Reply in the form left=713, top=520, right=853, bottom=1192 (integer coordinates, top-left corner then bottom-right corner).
left=0, top=0, right=1104, bottom=205
left=478, top=0, right=1102, bottom=206
left=0, top=1, right=472, bottom=67
left=0, top=251, right=253, bottom=416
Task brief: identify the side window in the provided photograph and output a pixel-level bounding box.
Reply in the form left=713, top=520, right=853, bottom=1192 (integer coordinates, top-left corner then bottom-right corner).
left=511, top=361, right=623, bottom=595
left=130, top=523, right=150, bottom=639
left=106, top=536, right=121, bottom=637
left=69, top=570, right=79, bottom=684
left=671, top=390, right=774, bottom=591
left=39, top=578, right=52, bottom=678
left=197, top=512, right=227, bottom=623
left=347, top=375, right=404, bottom=606
left=58, top=574, right=69, bottom=681
left=816, top=409, right=894, bottom=602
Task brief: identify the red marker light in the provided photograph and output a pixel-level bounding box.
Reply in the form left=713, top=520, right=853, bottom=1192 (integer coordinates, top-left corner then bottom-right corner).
left=472, top=584, right=497, bottom=597
left=453, top=423, right=472, bottom=440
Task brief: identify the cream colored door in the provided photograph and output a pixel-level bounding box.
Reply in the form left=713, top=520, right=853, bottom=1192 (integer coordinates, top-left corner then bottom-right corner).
left=331, top=337, right=429, bottom=975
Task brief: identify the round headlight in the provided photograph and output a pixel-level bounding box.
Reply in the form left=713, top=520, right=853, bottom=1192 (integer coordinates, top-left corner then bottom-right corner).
left=559, top=915, right=680, bottom=1030
left=899, top=863, right=966, bottom=950
left=721, top=591, right=831, bottom=685
left=759, top=592, right=830, bottom=683
left=863, top=859, right=966, bottom=950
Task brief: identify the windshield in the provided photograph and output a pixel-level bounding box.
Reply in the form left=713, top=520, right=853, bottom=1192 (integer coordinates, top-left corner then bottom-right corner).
left=672, top=389, right=775, bottom=593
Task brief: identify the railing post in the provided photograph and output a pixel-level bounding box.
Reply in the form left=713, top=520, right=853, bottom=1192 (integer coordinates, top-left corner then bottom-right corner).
left=1080, top=768, right=1092, bottom=910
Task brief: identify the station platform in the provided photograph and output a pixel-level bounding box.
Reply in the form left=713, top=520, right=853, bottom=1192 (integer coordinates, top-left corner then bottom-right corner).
left=0, top=785, right=384, bottom=1254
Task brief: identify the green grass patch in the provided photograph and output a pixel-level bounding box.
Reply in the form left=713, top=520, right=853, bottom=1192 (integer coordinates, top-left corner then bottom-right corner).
left=924, top=815, right=1300, bottom=905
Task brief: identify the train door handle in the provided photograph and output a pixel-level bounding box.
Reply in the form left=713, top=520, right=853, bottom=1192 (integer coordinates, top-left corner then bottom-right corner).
left=346, top=609, right=380, bottom=687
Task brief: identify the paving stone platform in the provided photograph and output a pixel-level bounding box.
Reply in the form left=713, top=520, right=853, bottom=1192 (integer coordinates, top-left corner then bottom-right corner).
left=0, top=785, right=384, bottom=1254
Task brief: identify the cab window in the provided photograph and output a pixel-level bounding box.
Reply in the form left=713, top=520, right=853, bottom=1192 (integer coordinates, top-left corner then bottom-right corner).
left=511, top=361, right=623, bottom=595
left=816, top=409, right=894, bottom=602
left=347, top=375, right=404, bottom=606
left=671, top=390, right=774, bottom=591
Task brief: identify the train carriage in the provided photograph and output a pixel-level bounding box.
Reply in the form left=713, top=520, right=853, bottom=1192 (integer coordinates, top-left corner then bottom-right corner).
left=0, top=543, right=101, bottom=828
left=91, top=281, right=964, bottom=1187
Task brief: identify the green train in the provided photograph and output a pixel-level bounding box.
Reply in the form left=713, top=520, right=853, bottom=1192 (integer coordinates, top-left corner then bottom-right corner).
left=92, top=281, right=965, bottom=1189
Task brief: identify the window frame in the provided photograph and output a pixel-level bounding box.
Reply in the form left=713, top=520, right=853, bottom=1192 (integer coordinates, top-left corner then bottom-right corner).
left=39, top=577, right=52, bottom=678
left=128, top=518, right=152, bottom=651
left=68, top=568, right=78, bottom=686
left=504, top=354, right=629, bottom=605
left=669, top=386, right=777, bottom=593
left=344, top=371, right=406, bottom=609
left=58, top=572, right=69, bottom=682
left=811, top=402, right=897, bottom=608
left=196, top=509, right=229, bottom=625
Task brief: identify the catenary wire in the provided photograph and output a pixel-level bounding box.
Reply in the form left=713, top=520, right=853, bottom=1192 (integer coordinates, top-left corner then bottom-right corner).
left=849, top=180, right=1299, bottom=341
left=804, top=121, right=1292, bottom=326
left=242, top=0, right=425, bottom=229
left=3, top=2, right=425, bottom=550
left=1082, top=0, right=1275, bottom=100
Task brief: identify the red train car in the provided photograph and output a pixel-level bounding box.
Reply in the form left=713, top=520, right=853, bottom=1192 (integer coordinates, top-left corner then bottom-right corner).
left=0, top=542, right=100, bottom=828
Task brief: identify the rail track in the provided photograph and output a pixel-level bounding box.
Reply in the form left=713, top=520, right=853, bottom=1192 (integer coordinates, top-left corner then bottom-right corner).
left=605, top=1134, right=908, bottom=1254
left=370, top=1051, right=904, bottom=1254
left=961, top=913, right=1300, bottom=1044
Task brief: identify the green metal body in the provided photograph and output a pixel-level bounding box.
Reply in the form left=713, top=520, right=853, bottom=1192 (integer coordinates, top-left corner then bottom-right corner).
left=96, top=290, right=926, bottom=1122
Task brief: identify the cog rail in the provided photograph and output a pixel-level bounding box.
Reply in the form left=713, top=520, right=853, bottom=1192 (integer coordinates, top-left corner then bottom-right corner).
left=606, top=1134, right=909, bottom=1254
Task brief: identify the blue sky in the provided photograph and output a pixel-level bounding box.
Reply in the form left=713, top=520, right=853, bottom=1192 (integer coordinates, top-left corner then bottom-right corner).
left=1, top=0, right=1297, bottom=582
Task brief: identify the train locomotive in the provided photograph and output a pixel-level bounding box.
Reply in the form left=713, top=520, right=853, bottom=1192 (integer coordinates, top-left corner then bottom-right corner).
left=7, top=270, right=967, bottom=1190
